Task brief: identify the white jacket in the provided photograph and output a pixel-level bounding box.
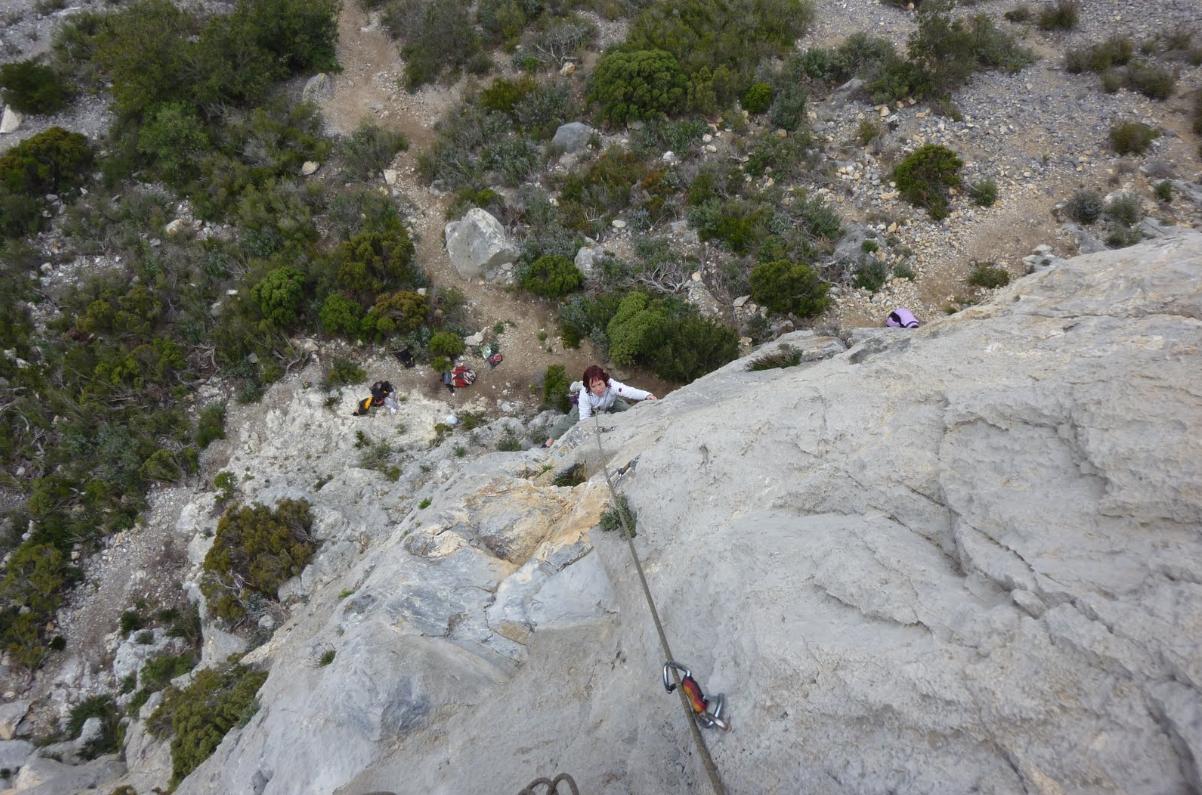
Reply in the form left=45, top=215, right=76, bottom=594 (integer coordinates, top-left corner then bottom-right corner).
left=578, top=378, right=651, bottom=421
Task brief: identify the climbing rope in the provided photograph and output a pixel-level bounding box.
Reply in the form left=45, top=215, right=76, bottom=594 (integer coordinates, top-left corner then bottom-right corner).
left=588, top=415, right=729, bottom=795
left=518, top=773, right=580, bottom=795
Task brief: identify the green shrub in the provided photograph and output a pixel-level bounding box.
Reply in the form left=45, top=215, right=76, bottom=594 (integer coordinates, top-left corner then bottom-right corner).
left=428, top=330, right=466, bottom=359
left=150, top=663, right=268, bottom=785
left=67, top=696, right=123, bottom=758
left=319, top=293, right=365, bottom=337
left=342, top=122, right=408, bottom=179
left=0, top=543, right=71, bottom=668
left=251, top=266, right=306, bottom=328
left=558, top=291, right=624, bottom=349
left=363, top=290, right=429, bottom=338
left=741, top=82, right=773, bottom=114
left=907, top=2, right=1034, bottom=96
left=195, top=403, right=227, bottom=449
left=857, top=119, right=882, bottom=145
left=324, top=356, right=365, bottom=387
left=1065, top=189, right=1103, bottom=224
left=853, top=261, right=889, bottom=292
left=137, top=102, right=209, bottom=186
left=1037, top=0, right=1078, bottom=31
left=140, top=651, right=196, bottom=691
left=607, top=292, right=670, bottom=365
left=120, top=610, right=145, bottom=635
left=0, top=60, right=71, bottom=114
left=588, top=49, right=689, bottom=125
left=648, top=314, right=739, bottom=382
left=513, top=80, right=577, bottom=141
left=768, top=82, right=809, bottom=132
left=1104, top=193, right=1142, bottom=227
left=1154, top=180, right=1173, bottom=202
left=1066, top=36, right=1132, bottom=74
left=201, top=499, right=315, bottom=623
left=391, top=1, right=481, bottom=90
left=690, top=198, right=770, bottom=254
left=968, top=178, right=998, bottom=206
left=749, top=259, right=829, bottom=317
left=520, top=254, right=584, bottom=298
left=1109, top=121, right=1158, bottom=155
left=1004, top=6, right=1032, bottom=23
left=480, top=76, right=537, bottom=116
left=599, top=495, right=636, bottom=536
left=559, top=146, right=647, bottom=226
left=968, top=262, right=1011, bottom=288
left=0, top=126, right=93, bottom=197
left=891, top=144, right=963, bottom=220
left=1126, top=61, right=1175, bottom=100
left=334, top=224, right=419, bottom=305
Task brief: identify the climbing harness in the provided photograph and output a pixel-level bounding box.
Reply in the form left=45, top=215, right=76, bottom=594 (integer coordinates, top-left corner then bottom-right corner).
left=663, top=661, right=730, bottom=731
left=518, top=773, right=579, bottom=795
left=589, top=415, right=729, bottom=795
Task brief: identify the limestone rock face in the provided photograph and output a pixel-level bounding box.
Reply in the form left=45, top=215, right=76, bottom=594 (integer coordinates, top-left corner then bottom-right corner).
left=443, top=208, right=518, bottom=279
left=345, top=233, right=1202, bottom=793
left=150, top=233, right=1202, bottom=795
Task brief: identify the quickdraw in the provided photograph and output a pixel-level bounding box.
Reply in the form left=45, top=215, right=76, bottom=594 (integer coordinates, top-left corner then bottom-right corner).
left=662, top=661, right=730, bottom=731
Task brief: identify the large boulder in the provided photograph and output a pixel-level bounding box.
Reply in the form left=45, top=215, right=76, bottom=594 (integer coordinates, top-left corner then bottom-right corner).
left=550, top=122, right=594, bottom=154
left=444, top=208, right=518, bottom=279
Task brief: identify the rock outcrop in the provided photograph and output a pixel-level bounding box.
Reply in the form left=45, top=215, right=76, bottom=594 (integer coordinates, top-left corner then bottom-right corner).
left=443, top=208, right=518, bottom=279
left=125, top=233, right=1202, bottom=794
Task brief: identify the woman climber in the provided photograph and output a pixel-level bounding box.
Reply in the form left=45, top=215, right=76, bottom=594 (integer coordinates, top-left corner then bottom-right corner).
left=544, top=364, right=656, bottom=447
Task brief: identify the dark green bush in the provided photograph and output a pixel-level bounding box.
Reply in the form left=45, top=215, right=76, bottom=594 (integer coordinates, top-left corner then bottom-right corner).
left=390, top=1, right=482, bottom=90
left=768, top=82, right=809, bottom=131
left=968, top=262, right=1011, bottom=288
left=251, top=266, right=307, bottom=328
left=363, top=290, right=429, bottom=338
left=513, top=80, right=577, bottom=141
left=588, top=49, right=689, bottom=125
left=201, top=499, right=315, bottom=623
left=1154, top=180, right=1173, bottom=202
left=749, top=259, right=829, bottom=317
left=1109, top=121, right=1158, bottom=155
left=520, top=254, right=584, bottom=298
left=0, top=543, right=72, bottom=668
left=139, top=651, right=196, bottom=692
left=334, top=224, right=419, bottom=305
left=606, top=291, right=671, bottom=365
left=558, top=291, right=624, bottom=349
left=428, top=330, right=466, bottom=358
left=136, top=102, right=210, bottom=186
left=0, top=60, right=71, bottom=114
left=319, top=293, right=366, bottom=337
left=599, top=495, right=636, bottom=536
left=891, top=144, right=963, bottom=220
left=969, top=178, right=998, bottom=207
left=907, top=2, right=1034, bottom=97
left=195, top=403, right=227, bottom=449
left=648, top=314, right=739, bottom=382
left=1037, top=0, right=1078, bottom=31
left=150, top=663, right=267, bottom=785
left=0, top=126, right=93, bottom=198
left=742, top=82, right=774, bottom=114
left=542, top=364, right=571, bottom=412
left=559, top=146, right=648, bottom=226
left=1065, top=189, right=1103, bottom=224
left=342, top=122, right=408, bottom=179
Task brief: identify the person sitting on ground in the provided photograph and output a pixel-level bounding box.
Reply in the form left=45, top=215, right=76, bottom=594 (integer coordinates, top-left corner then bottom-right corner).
left=544, top=365, right=656, bottom=446
left=353, top=380, right=400, bottom=416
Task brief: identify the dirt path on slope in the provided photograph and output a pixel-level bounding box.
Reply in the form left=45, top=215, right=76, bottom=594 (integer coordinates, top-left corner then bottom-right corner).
left=318, top=3, right=671, bottom=408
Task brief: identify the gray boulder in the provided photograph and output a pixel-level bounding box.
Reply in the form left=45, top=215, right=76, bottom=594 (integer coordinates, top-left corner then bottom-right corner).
left=0, top=106, right=21, bottom=134
left=0, top=700, right=29, bottom=740
left=13, top=754, right=124, bottom=794
left=0, top=739, right=33, bottom=771
left=550, top=122, right=594, bottom=154
left=302, top=73, right=333, bottom=104
left=444, top=208, right=518, bottom=279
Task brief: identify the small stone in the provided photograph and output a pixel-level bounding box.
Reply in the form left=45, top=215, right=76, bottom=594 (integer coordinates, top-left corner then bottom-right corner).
left=878, top=106, right=890, bottom=118
left=661, top=150, right=678, bottom=164
left=383, top=169, right=398, bottom=185
left=258, top=614, right=276, bottom=631
left=774, top=129, right=788, bottom=139
left=417, top=287, right=427, bottom=296
left=611, top=219, right=627, bottom=229
left=691, top=272, right=702, bottom=282
left=164, top=218, right=190, bottom=236
left=733, top=295, right=750, bottom=308
left=559, top=62, right=576, bottom=77
left=704, top=144, right=718, bottom=153
left=301, top=161, right=320, bottom=177
left=702, top=133, right=713, bottom=143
